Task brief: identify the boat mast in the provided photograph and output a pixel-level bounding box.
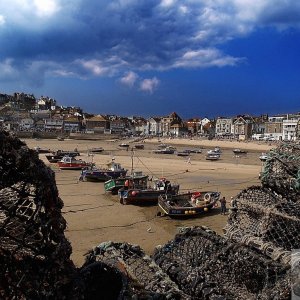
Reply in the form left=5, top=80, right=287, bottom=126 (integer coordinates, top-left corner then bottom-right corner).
left=131, top=147, right=134, bottom=176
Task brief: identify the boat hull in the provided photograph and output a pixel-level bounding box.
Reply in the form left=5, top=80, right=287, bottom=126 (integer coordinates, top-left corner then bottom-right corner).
left=119, top=185, right=180, bottom=205
left=82, top=170, right=127, bottom=182
left=158, top=191, right=220, bottom=218
left=57, top=162, right=90, bottom=170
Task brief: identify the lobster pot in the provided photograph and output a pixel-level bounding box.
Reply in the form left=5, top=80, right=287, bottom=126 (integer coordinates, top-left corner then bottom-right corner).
left=261, top=143, right=300, bottom=196
left=224, top=186, right=300, bottom=262
left=153, top=226, right=290, bottom=299
left=83, top=241, right=187, bottom=298
left=0, top=131, right=80, bottom=299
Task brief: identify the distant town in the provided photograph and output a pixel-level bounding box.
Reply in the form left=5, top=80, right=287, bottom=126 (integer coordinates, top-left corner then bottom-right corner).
left=0, top=92, right=299, bottom=141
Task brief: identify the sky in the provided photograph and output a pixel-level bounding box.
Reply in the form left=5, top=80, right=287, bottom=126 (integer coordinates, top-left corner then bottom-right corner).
left=0, top=0, right=300, bottom=119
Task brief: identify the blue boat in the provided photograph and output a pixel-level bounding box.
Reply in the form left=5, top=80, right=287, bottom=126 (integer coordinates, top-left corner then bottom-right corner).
left=79, top=159, right=127, bottom=182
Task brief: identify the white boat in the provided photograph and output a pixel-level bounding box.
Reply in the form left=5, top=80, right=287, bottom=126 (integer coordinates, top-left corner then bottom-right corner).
left=259, top=153, right=268, bottom=162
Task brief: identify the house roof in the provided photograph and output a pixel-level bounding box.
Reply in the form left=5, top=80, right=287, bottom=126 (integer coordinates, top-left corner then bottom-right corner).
left=86, top=115, right=107, bottom=122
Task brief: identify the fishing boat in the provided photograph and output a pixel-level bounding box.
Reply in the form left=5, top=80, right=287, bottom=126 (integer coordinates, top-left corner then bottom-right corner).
left=259, top=153, right=269, bottom=162
left=119, top=143, right=130, bottom=148
left=57, top=156, right=92, bottom=170
left=46, top=149, right=80, bottom=163
left=79, top=159, right=127, bottom=182
left=88, top=147, right=104, bottom=154
left=153, top=146, right=176, bottom=154
left=233, top=148, right=247, bottom=154
left=177, top=150, right=190, bottom=157
left=34, top=146, right=52, bottom=154
left=207, top=147, right=221, bottom=155
left=119, top=178, right=180, bottom=205
left=189, top=149, right=202, bottom=153
left=134, top=144, right=144, bottom=149
left=104, top=171, right=148, bottom=194
left=206, top=153, right=220, bottom=161
left=158, top=191, right=221, bottom=217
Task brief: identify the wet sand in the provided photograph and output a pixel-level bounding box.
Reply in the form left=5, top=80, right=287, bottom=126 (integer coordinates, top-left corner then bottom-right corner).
left=24, top=137, right=271, bottom=266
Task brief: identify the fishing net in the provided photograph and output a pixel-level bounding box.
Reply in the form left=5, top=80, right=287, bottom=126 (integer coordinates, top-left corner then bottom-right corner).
left=0, top=130, right=299, bottom=299
left=261, top=142, right=300, bottom=196
left=153, top=226, right=290, bottom=299
left=84, top=241, right=187, bottom=299
left=0, top=131, right=81, bottom=299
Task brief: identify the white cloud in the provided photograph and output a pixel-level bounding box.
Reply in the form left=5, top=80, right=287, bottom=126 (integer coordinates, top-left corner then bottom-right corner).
left=140, top=77, right=160, bottom=93
left=120, top=71, right=138, bottom=87
left=0, top=59, right=18, bottom=79
left=160, top=0, right=176, bottom=8
left=33, top=0, right=60, bottom=17
left=0, top=15, right=5, bottom=25
left=78, top=59, right=111, bottom=76
left=174, top=48, right=244, bottom=68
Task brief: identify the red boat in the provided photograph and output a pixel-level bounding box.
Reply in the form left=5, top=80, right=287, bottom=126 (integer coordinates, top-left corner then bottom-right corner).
left=57, top=156, right=92, bottom=170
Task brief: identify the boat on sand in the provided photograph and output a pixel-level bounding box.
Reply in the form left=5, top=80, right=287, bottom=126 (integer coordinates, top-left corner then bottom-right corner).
left=158, top=191, right=221, bottom=217
left=118, top=178, right=179, bottom=205
left=57, top=156, right=92, bottom=170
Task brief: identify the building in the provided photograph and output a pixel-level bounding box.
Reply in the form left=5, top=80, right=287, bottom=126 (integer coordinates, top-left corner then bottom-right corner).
left=147, top=117, right=162, bottom=136
left=63, top=116, right=82, bottom=132
left=282, top=118, right=298, bottom=141
left=233, top=116, right=254, bottom=140
left=186, top=118, right=201, bottom=135
left=215, top=117, right=233, bottom=136
left=161, top=112, right=185, bottom=136
left=264, top=116, right=285, bottom=140
left=85, top=115, right=108, bottom=133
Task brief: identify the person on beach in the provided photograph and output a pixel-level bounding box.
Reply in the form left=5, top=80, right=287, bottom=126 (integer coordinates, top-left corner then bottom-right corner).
left=187, top=156, right=191, bottom=164
left=220, top=196, right=227, bottom=215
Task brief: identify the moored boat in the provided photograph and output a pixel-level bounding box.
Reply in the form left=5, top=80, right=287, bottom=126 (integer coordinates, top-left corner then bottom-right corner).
left=119, top=178, right=180, bottom=205
left=206, top=153, right=220, bottom=160
left=119, top=143, right=130, bottom=148
left=88, top=147, right=104, bottom=154
left=57, top=156, right=92, bottom=170
left=104, top=172, right=148, bottom=194
left=153, top=146, right=176, bottom=154
left=79, top=159, right=127, bottom=182
left=233, top=148, right=247, bottom=154
left=158, top=191, right=221, bottom=217
left=259, top=153, right=269, bottom=162
left=46, top=149, right=80, bottom=163
left=134, top=144, right=144, bottom=149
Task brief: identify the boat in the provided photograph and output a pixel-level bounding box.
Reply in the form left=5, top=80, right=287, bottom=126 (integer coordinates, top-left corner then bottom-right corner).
left=118, top=178, right=180, bottom=205
left=207, top=147, right=221, bottom=155
left=34, top=146, right=52, bottom=154
left=153, top=146, right=176, bottom=154
left=177, top=151, right=190, bottom=157
left=79, top=159, right=127, bottom=182
left=104, top=172, right=148, bottom=194
left=57, top=156, right=92, bottom=170
left=57, top=136, right=65, bottom=141
left=189, top=149, right=202, bottom=153
left=259, top=153, right=269, bottom=162
left=233, top=149, right=247, bottom=154
left=134, top=144, right=144, bottom=149
left=88, top=147, right=104, bottom=154
left=158, top=191, right=221, bottom=217
left=119, top=143, right=130, bottom=148
left=205, top=153, right=220, bottom=161
left=46, top=149, right=80, bottom=163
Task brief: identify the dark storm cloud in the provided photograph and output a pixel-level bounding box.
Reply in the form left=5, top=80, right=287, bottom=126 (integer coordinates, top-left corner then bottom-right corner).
left=0, top=0, right=300, bottom=86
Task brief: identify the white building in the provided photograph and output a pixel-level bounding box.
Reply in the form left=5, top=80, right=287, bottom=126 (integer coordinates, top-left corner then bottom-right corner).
left=282, top=119, right=298, bottom=141
left=215, top=118, right=232, bottom=136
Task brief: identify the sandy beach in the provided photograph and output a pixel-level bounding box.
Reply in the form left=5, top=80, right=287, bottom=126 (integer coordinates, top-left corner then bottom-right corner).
left=23, top=137, right=273, bottom=266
